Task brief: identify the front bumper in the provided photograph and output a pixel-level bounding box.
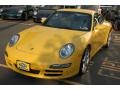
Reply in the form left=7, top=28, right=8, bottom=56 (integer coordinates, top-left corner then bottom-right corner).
left=2, top=14, right=22, bottom=20
left=5, top=50, right=80, bottom=79
left=33, top=16, right=41, bottom=23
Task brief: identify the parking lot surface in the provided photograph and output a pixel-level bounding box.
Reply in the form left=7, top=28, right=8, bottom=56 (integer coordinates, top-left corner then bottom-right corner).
left=0, top=19, right=120, bottom=85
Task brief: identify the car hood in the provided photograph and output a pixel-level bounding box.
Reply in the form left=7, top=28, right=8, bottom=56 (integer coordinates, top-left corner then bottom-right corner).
left=16, top=25, right=88, bottom=55
left=3, top=7, right=24, bottom=14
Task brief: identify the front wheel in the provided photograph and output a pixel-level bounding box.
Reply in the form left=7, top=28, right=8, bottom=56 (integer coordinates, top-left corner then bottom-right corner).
left=79, top=48, right=90, bottom=74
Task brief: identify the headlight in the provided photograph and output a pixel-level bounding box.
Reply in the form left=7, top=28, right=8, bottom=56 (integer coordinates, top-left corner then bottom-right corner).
left=33, top=11, right=37, bottom=15
left=18, top=10, right=23, bottom=13
left=59, top=43, right=75, bottom=59
left=0, top=9, right=3, bottom=12
left=9, top=34, right=19, bottom=47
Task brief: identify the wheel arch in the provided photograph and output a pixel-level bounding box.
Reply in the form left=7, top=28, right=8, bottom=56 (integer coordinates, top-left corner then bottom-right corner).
left=78, top=44, right=91, bottom=75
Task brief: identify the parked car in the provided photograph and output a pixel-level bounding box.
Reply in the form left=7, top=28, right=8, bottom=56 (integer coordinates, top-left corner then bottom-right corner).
left=5, top=9, right=112, bottom=79
left=101, top=6, right=120, bottom=30
left=0, top=5, right=12, bottom=17
left=0, top=8, right=3, bottom=17
left=114, top=10, right=120, bottom=30
left=33, top=5, right=77, bottom=23
left=1, top=5, right=33, bottom=20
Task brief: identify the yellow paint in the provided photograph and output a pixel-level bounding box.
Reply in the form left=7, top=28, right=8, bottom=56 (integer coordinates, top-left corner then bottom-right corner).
left=5, top=9, right=112, bottom=79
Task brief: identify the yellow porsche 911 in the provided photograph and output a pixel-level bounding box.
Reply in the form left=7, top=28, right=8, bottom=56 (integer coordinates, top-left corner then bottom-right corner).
left=5, top=9, right=112, bottom=79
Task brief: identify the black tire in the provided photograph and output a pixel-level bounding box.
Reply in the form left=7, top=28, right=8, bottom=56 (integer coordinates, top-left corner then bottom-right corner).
left=79, top=48, right=90, bottom=75
left=1, top=16, right=6, bottom=20
left=24, top=13, right=28, bottom=21
left=33, top=18, right=41, bottom=23
left=33, top=18, right=37, bottom=22
left=104, top=32, right=112, bottom=48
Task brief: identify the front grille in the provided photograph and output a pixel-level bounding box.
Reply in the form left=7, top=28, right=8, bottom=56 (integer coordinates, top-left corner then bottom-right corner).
left=45, top=69, right=63, bottom=76
left=44, top=74, right=62, bottom=76
left=45, top=70, right=63, bottom=73
left=30, top=69, right=40, bottom=74
left=15, top=64, right=40, bottom=74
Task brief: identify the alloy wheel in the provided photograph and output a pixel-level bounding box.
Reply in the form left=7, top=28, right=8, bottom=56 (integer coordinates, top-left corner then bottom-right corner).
left=81, top=49, right=90, bottom=73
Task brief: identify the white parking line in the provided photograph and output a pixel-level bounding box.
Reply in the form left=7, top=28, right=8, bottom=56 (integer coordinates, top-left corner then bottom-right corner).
left=0, top=64, right=9, bottom=68
left=20, top=22, right=35, bottom=26
left=0, top=20, right=35, bottom=26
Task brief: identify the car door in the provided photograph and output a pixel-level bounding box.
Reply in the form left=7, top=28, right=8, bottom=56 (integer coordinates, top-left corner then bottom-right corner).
left=90, top=14, right=105, bottom=55
left=98, top=15, right=109, bottom=45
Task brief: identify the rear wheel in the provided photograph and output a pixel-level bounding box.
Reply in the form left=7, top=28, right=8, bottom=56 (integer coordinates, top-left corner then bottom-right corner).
left=79, top=48, right=90, bottom=74
left=104, top=32, right=112, bottom=48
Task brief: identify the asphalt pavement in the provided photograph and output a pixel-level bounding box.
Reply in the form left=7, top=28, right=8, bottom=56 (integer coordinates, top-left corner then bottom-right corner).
left=0, top=19, right=120, bottom=85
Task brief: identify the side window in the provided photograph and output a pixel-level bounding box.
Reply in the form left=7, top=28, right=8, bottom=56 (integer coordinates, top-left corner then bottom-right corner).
left=98, top=15, right=104, bottom=24
left=26, top=5, right=33, bottom=10
left=93, top=13, right=99, bottom=27
left=94, top=18, right=98, bottom=27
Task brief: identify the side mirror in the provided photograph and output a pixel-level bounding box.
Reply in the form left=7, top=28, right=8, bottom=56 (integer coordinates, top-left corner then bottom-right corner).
left=93, top=18, right=98, bottom=28
left=41, top=17, right=47, bottom=24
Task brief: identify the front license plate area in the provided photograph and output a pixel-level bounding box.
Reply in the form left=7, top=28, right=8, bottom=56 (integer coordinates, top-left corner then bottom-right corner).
left=16, top=61, right=30, bottom=71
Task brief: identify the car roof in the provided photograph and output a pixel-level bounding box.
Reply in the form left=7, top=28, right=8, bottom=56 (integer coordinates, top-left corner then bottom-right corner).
left=6, top=6, right=26, bottom=10
left=57, top=9, right=96, bottom=15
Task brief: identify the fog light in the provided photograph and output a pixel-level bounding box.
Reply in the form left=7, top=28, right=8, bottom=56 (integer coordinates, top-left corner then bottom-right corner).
left=50, top=63, right=71, bottom=69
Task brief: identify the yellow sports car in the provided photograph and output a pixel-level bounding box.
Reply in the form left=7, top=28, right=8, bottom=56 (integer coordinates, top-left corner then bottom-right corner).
left=5, top=9, right=112, bottom=79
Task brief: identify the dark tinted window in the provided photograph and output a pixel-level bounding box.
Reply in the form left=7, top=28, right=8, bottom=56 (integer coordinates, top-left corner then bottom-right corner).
left=44, top=11, right=92, bottom=31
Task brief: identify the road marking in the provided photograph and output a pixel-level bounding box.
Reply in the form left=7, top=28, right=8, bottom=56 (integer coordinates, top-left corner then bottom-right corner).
left=0, top=20, right=35, bottom=26
left=98, top=69, right=120, bottom=80
left=97, top=57, right=120, bottom=80
left=20, top=23, right=35, bottom=26
left=101, top=58, right=120, bottom=71
left=100, top=66, right=120, bottom=72
left=59, top=80, right=83, bottom=85
left=112, top=34, right=120, bottom=43
left=103, top=57, right=120, bottom=64
left=112, top=34, right=120, bottom=36
left=112, top=43, right=120, bottom=46
left=0, top=64, right=9, bottom=68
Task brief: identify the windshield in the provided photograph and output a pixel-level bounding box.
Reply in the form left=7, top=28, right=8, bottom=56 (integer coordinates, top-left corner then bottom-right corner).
left=43, top=11, right=92, bottom=31
left=3, top=9, right=18, bottom=14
